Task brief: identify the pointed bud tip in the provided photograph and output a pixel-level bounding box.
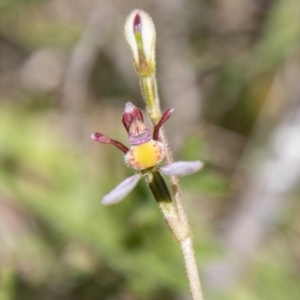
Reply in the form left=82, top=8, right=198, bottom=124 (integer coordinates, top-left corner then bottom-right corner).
left=91, top=133, right=113, bottom=145
left=133, top=11, right=142, bottom=32
left=91, top=132, right=107, bottom=143
left=124, top=102, right=137, bottom=113
left=91, top=132, right=100, bottom=140
left=164, top=108, right=174, bottom=117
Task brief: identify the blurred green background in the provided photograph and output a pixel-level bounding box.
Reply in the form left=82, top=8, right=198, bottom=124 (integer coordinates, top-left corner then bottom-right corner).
left=1, top=0, right=300, bottom=299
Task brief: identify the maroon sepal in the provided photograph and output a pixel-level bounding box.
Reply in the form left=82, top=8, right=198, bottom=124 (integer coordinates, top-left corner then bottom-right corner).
left=153, top=108, right=174, bottom=141
left=91, top=133, right=129, bottom=154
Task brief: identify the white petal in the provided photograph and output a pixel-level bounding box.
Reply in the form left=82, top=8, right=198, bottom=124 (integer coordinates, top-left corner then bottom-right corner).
left=124, top=10, right=139, bottom=63
left=140, top=12, right=156, bottom=65
left=160, top=161, right=203, bottom=177
left=102, top=174, right=141, bottom=205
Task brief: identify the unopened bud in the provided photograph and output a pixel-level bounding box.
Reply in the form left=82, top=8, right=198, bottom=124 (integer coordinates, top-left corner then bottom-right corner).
left=124, top=9, right=156, bottom=76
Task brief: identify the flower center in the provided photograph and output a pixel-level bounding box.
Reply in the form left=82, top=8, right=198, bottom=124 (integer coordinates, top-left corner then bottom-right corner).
left=125, top=140, right=165, bottom=170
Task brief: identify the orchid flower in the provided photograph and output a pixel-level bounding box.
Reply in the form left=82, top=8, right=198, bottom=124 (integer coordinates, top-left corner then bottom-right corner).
left=91, top=102, right=202, bottom=205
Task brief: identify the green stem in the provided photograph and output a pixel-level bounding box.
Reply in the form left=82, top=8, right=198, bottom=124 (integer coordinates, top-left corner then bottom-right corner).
left=140, top=72, right=204, bottom=300
left=140, top=73, right=190, bottom=229
left=145, top=171, right=177, bottom=217
left=145, top=171, right=186, bottom=243
left=145, top=171, right=204, bottom=300
left=140, top=76, right=161, bottom=124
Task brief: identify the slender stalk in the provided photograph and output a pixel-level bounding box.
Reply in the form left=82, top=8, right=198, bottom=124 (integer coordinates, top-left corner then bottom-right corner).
left=139, top=53, right=204, bottom=300
left=146, top=170, right=203, bottom=300
left=140, top=75, right=191, bottom=228
left=140, top=76, right=161, bottom=124
left=159, top=128, right=189, bottom=227
left=145, top=170, right=180, bottom=235
left=182, top=238, right=204, bottom=300
left=159, top=128, right=204, bottom=299
left=141, top=76, right=204, bottom=300
left=145, top=170, right=178, bottom=218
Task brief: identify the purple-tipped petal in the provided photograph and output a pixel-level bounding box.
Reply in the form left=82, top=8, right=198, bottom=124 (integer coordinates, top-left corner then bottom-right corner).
left=160, top=161, right=203, bottom=177
left=91, top=132, right=129, bottom=154
left=102, top=174, right=141, bottom=205
left=153, top=108, right=174, bottom=141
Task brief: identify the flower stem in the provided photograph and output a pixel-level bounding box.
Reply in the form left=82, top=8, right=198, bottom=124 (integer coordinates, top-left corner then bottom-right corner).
left=142, top=81, right=204, bottom=300
left=181, top=237, right=204, bottom=300
left=145, top=171, right=203, bottom=300
left=145, top=170, right=183, bottom=237
left=140, top=76, right=161, bottom=124
left=125, top=9, right=205, bottom=299
left=139, top=47, right=205, bottom=300
left=145, top=170, right=178, bottom=219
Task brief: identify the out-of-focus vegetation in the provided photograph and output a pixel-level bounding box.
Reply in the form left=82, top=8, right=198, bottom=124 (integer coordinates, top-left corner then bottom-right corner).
left=1, top=0, right=300, bottom=299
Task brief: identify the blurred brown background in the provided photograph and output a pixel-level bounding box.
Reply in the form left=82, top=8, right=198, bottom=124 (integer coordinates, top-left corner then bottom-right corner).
left=1, top=0, right=300, bottom=299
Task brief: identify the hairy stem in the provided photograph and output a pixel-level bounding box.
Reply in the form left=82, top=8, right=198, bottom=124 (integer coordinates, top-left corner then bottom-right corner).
left=145, top=170, right=178, bottom=219
left=140, top=73, right=204, bottom=300
left=182, top=238, right=204, bottom=300
left=140, top=76, right=162, bottom=124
